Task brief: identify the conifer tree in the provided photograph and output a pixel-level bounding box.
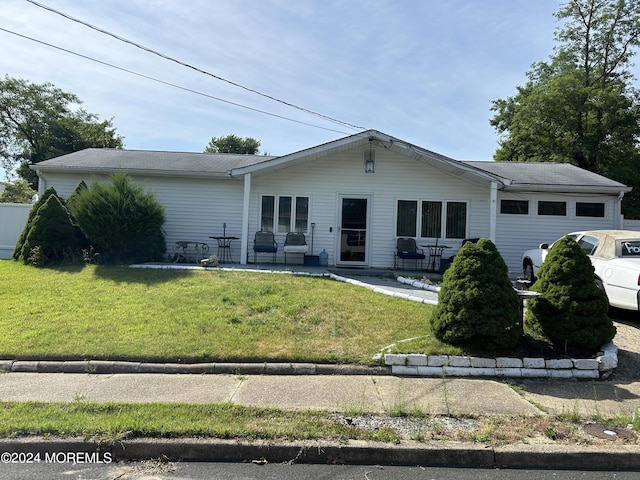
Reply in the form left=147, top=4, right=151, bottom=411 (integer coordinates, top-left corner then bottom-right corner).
left=430, top=238, right=522, bottom=353
left=524, top=235, right=615, bottom=350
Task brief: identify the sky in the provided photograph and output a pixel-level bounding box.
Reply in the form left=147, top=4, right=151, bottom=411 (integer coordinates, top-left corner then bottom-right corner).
left=1, top=0, right=566, bottom=179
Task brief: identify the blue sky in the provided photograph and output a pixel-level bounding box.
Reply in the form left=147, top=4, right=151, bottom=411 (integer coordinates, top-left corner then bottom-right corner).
left=2, top=0, right=564, bottom=178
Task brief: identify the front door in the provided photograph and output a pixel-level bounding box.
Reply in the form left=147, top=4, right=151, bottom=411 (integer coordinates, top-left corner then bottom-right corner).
left=338, top=196, right=369, bottom=266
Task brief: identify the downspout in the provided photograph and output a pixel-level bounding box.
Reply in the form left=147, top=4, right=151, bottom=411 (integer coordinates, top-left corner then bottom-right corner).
left=240, top=173, right=251, bottom=265
left=34, top=169, right=46, bottom=196
left=489, top=182, right=498, bottom=242
left=615, top=190, right=625, bottom=229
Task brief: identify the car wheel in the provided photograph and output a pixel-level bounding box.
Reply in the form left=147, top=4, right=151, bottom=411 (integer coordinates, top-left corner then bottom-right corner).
left=523, top=262, right=535, bottom=283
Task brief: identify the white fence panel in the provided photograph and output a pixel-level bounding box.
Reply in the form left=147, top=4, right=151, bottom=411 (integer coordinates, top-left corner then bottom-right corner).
left=0, top=203, right=32, bottom=259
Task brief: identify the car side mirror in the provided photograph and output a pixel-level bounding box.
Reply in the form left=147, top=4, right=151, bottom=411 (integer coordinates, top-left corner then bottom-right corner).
left=539, top=243, right=549, bottom=249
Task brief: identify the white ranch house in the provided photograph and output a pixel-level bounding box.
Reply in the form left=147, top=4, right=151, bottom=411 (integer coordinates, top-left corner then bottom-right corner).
left=32, top=130, right=631, bottom=276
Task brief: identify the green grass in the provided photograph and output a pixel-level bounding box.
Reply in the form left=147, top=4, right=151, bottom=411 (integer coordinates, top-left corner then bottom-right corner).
left=0, top=261, right=453, bottom=364
left=0, top=401, right=400, bottom=443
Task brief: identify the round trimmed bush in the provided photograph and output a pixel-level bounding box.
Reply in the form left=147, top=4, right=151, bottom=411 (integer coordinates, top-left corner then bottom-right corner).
left=430, top=238, right=522, bottom=353
left=524, top=235, right=615, bottom=351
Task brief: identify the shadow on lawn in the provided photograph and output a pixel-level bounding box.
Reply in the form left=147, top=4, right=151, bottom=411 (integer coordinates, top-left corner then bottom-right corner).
left=91, top=264, right=196, bottom=284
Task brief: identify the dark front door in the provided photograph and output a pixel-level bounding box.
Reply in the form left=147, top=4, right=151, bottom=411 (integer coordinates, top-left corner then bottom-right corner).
left=338, top=196, right=369, bottom=266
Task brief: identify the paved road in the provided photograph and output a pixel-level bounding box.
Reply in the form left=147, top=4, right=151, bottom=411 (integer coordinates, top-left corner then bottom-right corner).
left=3, top=461, right=640, bottom=480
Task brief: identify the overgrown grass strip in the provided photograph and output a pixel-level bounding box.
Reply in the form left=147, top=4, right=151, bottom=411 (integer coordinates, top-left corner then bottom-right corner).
left=0, top=401, right=400, bottom=443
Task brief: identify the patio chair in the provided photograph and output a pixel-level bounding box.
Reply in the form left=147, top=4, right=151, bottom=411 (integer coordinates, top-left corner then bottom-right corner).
left=394, top=237, right=425, bottom=270
left=283, top=232, right=309, bottom=265
left=253, top=231, right=278, bottom=263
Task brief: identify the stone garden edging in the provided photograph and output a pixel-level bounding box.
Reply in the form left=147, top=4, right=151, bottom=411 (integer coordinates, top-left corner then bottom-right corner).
left=385, top=341, right=619, bottom=379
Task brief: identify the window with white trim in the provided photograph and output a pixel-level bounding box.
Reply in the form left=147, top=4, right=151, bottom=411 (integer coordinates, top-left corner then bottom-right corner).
left=261, top=195, right=309, bottom=233
left=396, top=199, right=467, bottom=239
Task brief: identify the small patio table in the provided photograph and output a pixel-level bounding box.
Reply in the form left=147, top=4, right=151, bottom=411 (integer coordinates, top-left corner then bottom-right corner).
left=422, top=244, right=451, bottom=273
left=209, top=236, right=239, bottom=263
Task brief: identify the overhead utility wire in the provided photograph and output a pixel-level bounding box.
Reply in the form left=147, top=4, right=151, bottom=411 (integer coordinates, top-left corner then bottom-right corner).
left=26, top=0, right=365, bottom=131
left=0, top=27, right=351, bottom=135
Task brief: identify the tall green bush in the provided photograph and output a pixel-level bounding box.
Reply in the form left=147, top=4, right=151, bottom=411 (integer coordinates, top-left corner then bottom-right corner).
left=17, top=193, right=86, bottom=265
left=430, top=238, right=522, bottom=353
left=524, top=235, right=615, bottom=351
left=12, top=187, right=58, bottom=260
left=68, top=172, right=166, bottom=264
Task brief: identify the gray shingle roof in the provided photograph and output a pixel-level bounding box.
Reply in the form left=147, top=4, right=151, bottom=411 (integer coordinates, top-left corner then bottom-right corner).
left=33, top=144, right=630, bottom=193
left=34, top=148, right=276, bottom=177
left=463, top=161, right=629, bottom=191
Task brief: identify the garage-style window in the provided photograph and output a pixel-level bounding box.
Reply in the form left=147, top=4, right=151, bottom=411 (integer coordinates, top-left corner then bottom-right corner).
left=261, top=195, right=309, bottom=233
left=500, top=199, right=529, bottom=214
left=538, top=201, right=567, bottom=216
left=576, top=202, right=605, bottom=218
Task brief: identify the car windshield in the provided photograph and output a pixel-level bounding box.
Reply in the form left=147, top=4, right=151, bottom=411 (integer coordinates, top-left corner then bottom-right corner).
left=620, top=240, right=640, bottom=257
left=577, top=235, right=599, bottom=255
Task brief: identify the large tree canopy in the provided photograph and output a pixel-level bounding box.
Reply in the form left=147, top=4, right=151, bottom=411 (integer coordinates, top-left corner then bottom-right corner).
left=204, top=134, right=261, bottom=154
left=490, top=0, right=640, bottom=217
left=0, top=76, right=124, bottom=187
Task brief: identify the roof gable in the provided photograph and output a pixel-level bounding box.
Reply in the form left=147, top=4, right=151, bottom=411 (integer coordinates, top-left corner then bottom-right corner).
left=31, top=131, right=630, bottom=194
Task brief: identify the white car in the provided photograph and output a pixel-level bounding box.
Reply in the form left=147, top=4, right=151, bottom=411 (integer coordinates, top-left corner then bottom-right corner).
left=521, top=230, right=640, bottom=311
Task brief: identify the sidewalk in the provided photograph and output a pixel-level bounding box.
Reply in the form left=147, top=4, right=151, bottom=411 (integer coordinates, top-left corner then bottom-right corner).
left=1, top=371, right=640, bottom=468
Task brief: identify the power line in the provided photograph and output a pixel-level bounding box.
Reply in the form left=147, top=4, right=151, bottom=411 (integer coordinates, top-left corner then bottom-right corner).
left=0, top=26, right=353, bottom=135
left=26, top=0, right=365, bottom=131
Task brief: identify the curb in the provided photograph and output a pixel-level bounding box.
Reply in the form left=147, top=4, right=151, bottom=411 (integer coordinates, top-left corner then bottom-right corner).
left=2, top=437, right=640, bottom=470
left=1, top=360, right=391, bottom=376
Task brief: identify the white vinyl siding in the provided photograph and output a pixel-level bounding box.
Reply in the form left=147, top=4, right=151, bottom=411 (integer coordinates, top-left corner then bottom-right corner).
left=496, top=192, right=618, bottom=276
left=249, top=148, right=489, bottom=266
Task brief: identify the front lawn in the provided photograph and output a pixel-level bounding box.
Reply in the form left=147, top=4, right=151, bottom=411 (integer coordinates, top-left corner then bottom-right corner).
left=0, top=261, right=460, bottom=364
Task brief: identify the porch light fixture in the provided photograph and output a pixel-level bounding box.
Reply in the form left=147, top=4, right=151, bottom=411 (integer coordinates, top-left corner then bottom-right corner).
left=364, top=138, right=375, bottom=173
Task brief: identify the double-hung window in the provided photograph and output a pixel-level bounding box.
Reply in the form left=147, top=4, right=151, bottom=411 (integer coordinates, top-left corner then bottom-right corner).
left=261, top=195, right=309, bottom=233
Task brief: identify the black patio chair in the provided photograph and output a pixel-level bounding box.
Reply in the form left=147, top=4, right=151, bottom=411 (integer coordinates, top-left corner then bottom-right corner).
left=253, top=231, right=278, bottom=263
left=394, top=237, right=426, bottom=270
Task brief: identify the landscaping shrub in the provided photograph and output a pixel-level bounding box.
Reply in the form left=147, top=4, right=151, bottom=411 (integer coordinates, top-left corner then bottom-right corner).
left=430, top=238, right=522, bottom=353
left=524, top=235, right=615, bottom=351
left=12, top=187, right=58, bottom=260
left=16, top=193, right=87, bottom=265
left=68, top=172, right=166, bottom=264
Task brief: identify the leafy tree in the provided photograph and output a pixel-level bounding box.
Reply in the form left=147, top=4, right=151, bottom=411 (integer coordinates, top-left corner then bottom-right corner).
left=0, top=76, right=124, bottom=188
left=430, top=238, right=522, bottom=354
left=15, top=192, right=87, bottom=265
left=68, top=172, right=166, bottom=264
left=524, top=235, right=615, bottom=351
left=0, top=178, right=36, bottom=203
left=490, top=0, right=640, bottom=217
left=204, top=134, right=260, bottom=154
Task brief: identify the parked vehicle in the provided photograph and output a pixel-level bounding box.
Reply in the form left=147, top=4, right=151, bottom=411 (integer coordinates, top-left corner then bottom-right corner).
left=521, top=230, right=640, bottom=311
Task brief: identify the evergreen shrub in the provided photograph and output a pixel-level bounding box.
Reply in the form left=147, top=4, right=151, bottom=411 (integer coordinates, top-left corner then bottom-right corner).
left=524, top=235, right=615, bottom=351
left=430, top=238, right=522, bottom=353
left=68, top=172, right=166, bottom=264
left=17, top=193, right=87, bottom=265
left=13, top=187, right=58, bottom=260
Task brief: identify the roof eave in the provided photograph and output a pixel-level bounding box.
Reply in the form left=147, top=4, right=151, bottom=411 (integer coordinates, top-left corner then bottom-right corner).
left=32, top=165, right=233, bottom=179
left=503, top=183, right=631, bottom=194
